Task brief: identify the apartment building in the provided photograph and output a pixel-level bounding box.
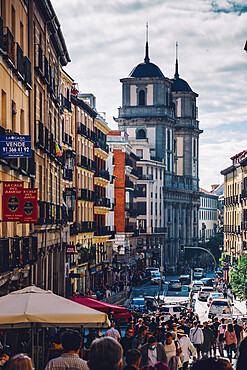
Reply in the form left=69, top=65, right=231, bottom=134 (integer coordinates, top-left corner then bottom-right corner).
left=199, top=188, right=218, bottom=241
left=221, top=150, right=247, bottom=264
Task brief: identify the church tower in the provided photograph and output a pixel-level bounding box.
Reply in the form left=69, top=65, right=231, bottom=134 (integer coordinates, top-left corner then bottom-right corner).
left=114, top=33, right=202, bottom=266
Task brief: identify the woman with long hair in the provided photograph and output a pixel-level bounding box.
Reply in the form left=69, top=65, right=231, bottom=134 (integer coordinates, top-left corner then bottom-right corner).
left=8, top=353, right=33, bottom=370
left=224, top=323, right=237, bottom=362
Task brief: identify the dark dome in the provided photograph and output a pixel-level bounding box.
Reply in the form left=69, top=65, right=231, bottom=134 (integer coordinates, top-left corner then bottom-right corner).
left=171, top=77, right=192, bottom=93
left=129, top=62, right=164, bottom=78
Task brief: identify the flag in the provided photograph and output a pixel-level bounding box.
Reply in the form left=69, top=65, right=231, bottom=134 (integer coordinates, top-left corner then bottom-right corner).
left=55, top=141, right=63, bottom=157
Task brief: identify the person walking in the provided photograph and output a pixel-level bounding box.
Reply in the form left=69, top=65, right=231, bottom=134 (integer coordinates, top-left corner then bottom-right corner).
left=164, top=332, right=182, bottom=370
left=105, top=322, right=121, bottom=341
left=132, top=325, right=148, bottom=350
left=217, top=318, right=227, bottom=357
left=189, top=321, right=204, bottom=359
left=201, top=322, right=213, bottom=357
left=140, top=336, right=167, bottom=368
left=178, top=329, right=196, bottom=370
left=211, top=317, right=220, bottom=357
left=88, top=337, right=123, bottom=370
left=123, top=349, right=141, bottom=370
left=120, top=329, right=134, bottom=357
left=225, top=323, right=237, bottom=362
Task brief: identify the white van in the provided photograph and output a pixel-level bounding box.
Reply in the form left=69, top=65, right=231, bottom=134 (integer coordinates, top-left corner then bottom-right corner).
left=193, top=268, right=205, bottom=279
left=190, top=280, right=204, bottom=292
left=208, top=299, right=232, bottom=319
left=198, top=286, right=214, bottom=301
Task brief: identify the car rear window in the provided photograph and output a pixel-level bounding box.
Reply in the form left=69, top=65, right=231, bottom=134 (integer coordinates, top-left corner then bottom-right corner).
left=173, top=307, right=181, bottom=312
left=211, top=301, right=229, bottom=306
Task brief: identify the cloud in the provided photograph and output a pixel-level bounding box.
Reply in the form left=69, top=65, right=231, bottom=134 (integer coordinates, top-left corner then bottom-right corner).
left=52, top=0, right=247, bottom=190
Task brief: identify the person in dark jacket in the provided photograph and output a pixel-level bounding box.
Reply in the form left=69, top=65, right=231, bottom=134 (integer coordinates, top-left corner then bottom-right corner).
left=140, top=336, right=167, bottom=368
left=201, top=322, right=213, bottom=357
left=121, top=328, right=134, bottom=356
left=123, top=349, right=141, bottom=370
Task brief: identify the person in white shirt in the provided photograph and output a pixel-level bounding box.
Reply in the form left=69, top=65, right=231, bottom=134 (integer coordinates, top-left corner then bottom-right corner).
left=105, top=322, right=121, bottom=341
left=178, top=329, right=196, bottom=370
left=164, top=332, right=182, bottom=369
left=189, top=321, right=204, bottom=359
left=217, top=318, right=227, bottom=357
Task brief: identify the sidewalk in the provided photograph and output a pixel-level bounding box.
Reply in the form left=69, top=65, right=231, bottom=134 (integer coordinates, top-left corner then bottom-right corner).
left=233, top=298, right=246, bottom=316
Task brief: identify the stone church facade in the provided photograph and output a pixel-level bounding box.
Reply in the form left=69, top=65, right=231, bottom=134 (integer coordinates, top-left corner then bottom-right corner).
left=114, top=41, right=202, bottom=266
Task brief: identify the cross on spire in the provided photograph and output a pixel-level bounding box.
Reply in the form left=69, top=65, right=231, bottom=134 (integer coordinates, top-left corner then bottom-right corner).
left=144, top=22, right=150, bottom=63
left=174, top=41, right=179, bottom=78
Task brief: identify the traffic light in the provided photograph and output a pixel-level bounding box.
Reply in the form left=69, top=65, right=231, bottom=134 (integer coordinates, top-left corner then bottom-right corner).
left=180, top=244, right=185, bottom=253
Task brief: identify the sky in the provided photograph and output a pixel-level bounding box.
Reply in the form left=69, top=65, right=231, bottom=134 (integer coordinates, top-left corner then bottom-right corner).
left=52, top=0, right=247, bottom=191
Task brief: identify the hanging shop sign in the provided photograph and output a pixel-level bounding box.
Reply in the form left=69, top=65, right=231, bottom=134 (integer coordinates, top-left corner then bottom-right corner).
left=2, top=182, right=38, bottom=223
left=0, top=135, right=31, bottom=158
left=22, top=189, right=38, bottom=223
left=2, top=182, right=24, bottom=221
left=66, top=245, right=76, bottom=255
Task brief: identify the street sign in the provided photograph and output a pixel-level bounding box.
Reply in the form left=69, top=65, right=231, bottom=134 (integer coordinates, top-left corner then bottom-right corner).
left=0, top=135, right=31, bottom=158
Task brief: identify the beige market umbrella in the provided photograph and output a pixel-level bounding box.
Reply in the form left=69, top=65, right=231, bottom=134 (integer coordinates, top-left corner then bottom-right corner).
left=0, top=285, right=109, bottom=328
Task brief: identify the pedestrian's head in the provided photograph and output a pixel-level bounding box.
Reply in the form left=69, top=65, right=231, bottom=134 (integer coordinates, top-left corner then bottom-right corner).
left=214, top=317, right=218, bottom=322
left=227, top=323, right=233, bottom=333
left=234, top=319, right=238, bottom=325
left=147, top=336, right=157, bottom=349
left=126, top=349, right=141, bottom=368
left=154, top=361, right=169, bottom=370
left=193, top=321, right=198, bottom=327
left=139, top=325, right=148, bottom=336
left=237, top=337, right=247, bottom=370
left=61, top=330, right=82, bottom=353
left=172, top=323, right=177, bottom=331
left=177, top=329, right=185, bottom=338
left=111, top=321, right=116, bottom=328
left=8, top=354, right=33, bottom=370
left=165, top=332, right=173, bottom=345
left=191, top=358, right=226, bottom=370
left=88, top=337, right=123, bottom=370
left=203, top=321, right=208, bottom=327
left=221, top=318, right=225, bottom=324
left=217, top=359, right=233, bottom=369
left=126, top=328, right=133, bottom=338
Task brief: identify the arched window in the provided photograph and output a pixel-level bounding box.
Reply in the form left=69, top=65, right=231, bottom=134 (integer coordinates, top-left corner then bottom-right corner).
left=136, top=129, right=146, bottom=139
left=139, top=90, right=145, bottom=106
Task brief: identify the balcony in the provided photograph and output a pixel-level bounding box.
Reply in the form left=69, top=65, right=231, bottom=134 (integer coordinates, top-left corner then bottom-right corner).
left=154, top=227, right=167, bottom=234
left=42, top=56, right=49, bottom=85
left=139, top=174, right=153, bottom=180
left=78, top=221, right=96, bottom=233
left=131, top=168, right=139, bottom=178
left=3, top=27, right=15, bottom=68
left=49, top=132, right=55, bottom=158
left=35, top=121, right=44, bottom=148
left=241, top=221, right=247, bottom=231
left=78, top=122, right=88, bottom=137
left=63, top=168, right=73, bottom=182
left=95, top=168, right=110, bottom=181
left=61, top=95, right=72, bottom=112
left=241, top=189, right=247, bottom=201
left=95, top=139, right=109, bottom=154
left=125, top=158, right=133, bottom=167
left=95, top=197, right=111, bottom=208
left=125, top=180, right=134, bottom=189
left=94, top=225, right=111, bottom=236
left=88, top=129, right=96, bottom=143
left=14, top=43, right=24, bottom=81
left=77, top=154, right=88, bottom=169
left=35, top=44, right=43, bottom=76
left=49, top=66, right=56, bottom=98
left=44, top=126, right=49, bottom=152
left=23, top=57, right=32, bottom=90
left=62, top=132, right=72, bottom=147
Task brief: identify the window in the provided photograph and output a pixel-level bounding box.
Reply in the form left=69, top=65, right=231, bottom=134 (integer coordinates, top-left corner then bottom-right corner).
left=12, top=101, right=17, bottom=132
left=1, top=90, right=6, bottom=128
left=136, top=129, right=146, bottom=139
left=11, top=5, right=15, bottom=36
left=139, top=90, right=145, bottom=106
left=20, top=22, right=24, bottom=50
left=1, top=0, right=6, bottom=23
left=136, top=149, right=143, bottom=159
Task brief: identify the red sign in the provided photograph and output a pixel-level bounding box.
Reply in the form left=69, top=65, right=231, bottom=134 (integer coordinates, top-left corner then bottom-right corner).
left=22, top=189, right=38, bottom=223
left=66, top=245, right=76, bottom=255
left=2, top=182, right=24, bottom=221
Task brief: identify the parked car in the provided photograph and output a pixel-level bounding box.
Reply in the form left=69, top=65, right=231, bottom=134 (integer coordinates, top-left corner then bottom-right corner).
left=190, top=280, right=204, bottom=292
left=160, top=304, right=188, bottom=320
left=207, top=292, right=224, bottom=306
left=200, top=278, right=214, bottom=287
left=179, top=275, right=191, bottom=285
left=168, top=280, right=182, bottom=291
left=151, top=273, right=165, bottom=285
left=130, top=297, right=146, bottom=311
left=146, top=267, right=160, bottom=276
left=193, top=268, right=205, bottom=279
left=198, top=286, right=214, bottom=301
left=208, top=299, right=232, bottom=319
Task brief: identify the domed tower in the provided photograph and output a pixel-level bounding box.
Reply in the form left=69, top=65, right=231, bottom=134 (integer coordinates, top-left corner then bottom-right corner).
left=171, top=45, right=203, bottom=189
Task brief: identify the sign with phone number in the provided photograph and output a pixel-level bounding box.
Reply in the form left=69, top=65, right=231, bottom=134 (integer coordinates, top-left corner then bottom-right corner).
left=0, top=135, right=31, bottom=158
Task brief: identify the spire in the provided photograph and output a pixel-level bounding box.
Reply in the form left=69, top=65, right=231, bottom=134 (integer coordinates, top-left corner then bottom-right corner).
left=174, top=41, right=179, bottom=78
left=144, top=22, right=150, bottom=63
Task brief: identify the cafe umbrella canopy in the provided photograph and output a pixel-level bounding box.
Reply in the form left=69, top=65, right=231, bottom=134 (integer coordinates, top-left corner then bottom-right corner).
left=0, top=285, right=110, bottom=328
left=0, top=286, right=110, bottom=370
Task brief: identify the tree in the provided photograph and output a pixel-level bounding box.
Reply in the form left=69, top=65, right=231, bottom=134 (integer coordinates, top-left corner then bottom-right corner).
left=230, top=254, right=247, bottom=300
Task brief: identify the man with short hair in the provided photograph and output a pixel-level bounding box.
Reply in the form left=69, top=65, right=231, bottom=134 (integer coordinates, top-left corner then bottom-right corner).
left=234, top=319, right=243, bottom=348
left=105, top=321, right=121, bottom=341
left=132, top=325, right=148, bottom=350
left=211, top=317, right=220, bottom=357
left=140, top=335, right=167, bottom=367
left=123, top=349, right=141, bottom=370
left=88, top=337, right=123, bottom=370
left=178, top=319, right=190, bottom=336
left=189, top=321, right=204, bottom=359
left=45, top=329, right=88, bottom=369
left=164, top=332, right=182, bottom=368
left=120, top=328, right=134, bottom=356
